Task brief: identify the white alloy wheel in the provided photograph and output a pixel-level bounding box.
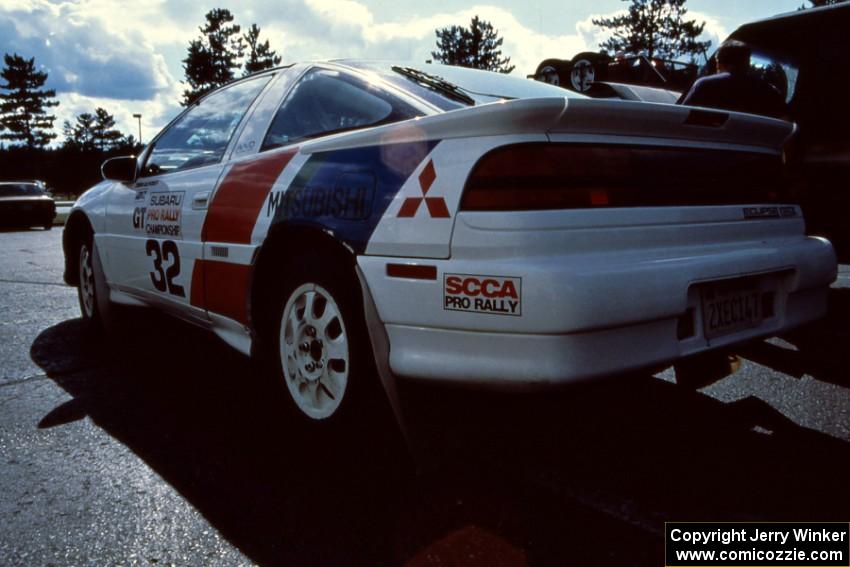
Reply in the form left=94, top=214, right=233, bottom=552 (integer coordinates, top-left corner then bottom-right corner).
left=279, top=283, right=350, bottom=420
left=78, top=243, right=96, bottom=319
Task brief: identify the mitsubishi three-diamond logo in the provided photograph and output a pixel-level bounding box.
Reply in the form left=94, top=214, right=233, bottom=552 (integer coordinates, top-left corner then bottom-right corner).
left=397, top=160, right=450, bottom=218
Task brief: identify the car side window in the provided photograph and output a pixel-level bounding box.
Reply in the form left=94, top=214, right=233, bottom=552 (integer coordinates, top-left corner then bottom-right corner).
left=261, top=68, right=424, bottom=150
left=142, top=76, right=271, bottom=176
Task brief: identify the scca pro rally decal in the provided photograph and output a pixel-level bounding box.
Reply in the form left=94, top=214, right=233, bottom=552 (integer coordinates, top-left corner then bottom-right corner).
left=444, top=273, right=522, bottom=316
left=144, top=191, right=184, bottom=239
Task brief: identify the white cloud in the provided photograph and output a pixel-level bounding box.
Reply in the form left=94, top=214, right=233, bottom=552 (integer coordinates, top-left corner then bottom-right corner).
left=575, top=7, right=727, bottom=61
left=0, top=0, right=599, bottom=141
left=2, top=1, right=175, bottom=97
left=0, top=0, right=730, bottom=145
left=689, top=10, right=729, bottom=56
left=1, top=0, right=184, bottom=140
left=53, top=86, right=183, bottom=147
left=293, top=0, right=591, bottom=75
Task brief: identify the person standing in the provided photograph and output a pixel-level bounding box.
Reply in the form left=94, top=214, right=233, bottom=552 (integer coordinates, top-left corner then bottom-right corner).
left=680, top=40, right=787, bottom=119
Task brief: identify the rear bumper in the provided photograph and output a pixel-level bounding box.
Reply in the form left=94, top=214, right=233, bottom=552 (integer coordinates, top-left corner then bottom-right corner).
left=359, top=234, right=836, bottom=387
left=383, top=285, right=827, bottom=387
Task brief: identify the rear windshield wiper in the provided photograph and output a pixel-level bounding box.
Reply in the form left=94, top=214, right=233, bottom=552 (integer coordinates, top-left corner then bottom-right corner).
left=391, top=66, right=476, bottom=106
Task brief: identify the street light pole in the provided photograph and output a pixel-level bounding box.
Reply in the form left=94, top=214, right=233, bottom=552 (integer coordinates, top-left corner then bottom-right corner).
left=132, top=113, right=142, bottom=144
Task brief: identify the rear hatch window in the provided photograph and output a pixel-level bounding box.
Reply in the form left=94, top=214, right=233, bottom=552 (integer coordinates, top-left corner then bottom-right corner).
left=461, top=143, right=788, bottom=211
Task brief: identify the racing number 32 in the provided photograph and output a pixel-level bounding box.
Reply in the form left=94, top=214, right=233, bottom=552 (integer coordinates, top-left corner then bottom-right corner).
left=146, top=239, right=185, bottom=297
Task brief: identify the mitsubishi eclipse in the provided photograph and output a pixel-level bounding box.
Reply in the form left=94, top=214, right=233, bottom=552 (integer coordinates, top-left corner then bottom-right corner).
left=62, top=60, right=837, bottom=423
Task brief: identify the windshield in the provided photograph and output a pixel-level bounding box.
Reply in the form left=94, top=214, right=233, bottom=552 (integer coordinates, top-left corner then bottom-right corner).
left=340, top=60, right=584, bottom=110
left=0, top=183, right=45, bottom=197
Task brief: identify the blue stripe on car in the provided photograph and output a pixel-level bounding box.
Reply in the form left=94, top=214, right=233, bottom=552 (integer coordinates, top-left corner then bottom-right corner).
left=271, top=140, right=440, bottom=254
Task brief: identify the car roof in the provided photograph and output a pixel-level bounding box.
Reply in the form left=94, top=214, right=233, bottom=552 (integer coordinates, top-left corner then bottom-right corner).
left=230, top=60, right=584, bottom=108
left=735, top=2, right=849, bottom=29
left=331, top=59, right=584, bottom=101
left=729, top=3, right=850, bottom=54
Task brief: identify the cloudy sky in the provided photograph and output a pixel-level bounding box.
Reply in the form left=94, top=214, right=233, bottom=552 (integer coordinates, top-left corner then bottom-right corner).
left=1, top=0, right=804, bottom=143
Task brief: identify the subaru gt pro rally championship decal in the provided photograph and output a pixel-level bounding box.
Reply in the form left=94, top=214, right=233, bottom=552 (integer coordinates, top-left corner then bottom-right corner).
left=444, top=274, right=522, bottom=316
left=144, top=191, right=184, bottom=239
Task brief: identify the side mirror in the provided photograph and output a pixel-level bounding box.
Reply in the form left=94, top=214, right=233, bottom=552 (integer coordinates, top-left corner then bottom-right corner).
left=101, top=156, right=138, bottom=183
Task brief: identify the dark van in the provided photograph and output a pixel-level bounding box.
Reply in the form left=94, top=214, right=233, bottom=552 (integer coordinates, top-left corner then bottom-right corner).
left=695, top=4, right=850, bottom=257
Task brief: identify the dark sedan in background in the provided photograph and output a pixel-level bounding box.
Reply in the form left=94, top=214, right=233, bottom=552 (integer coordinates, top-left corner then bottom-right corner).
left=0, top=181, right=56, bottom=230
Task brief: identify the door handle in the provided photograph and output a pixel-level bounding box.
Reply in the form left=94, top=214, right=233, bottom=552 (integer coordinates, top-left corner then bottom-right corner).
left=192, top=191, right=211, bottom=209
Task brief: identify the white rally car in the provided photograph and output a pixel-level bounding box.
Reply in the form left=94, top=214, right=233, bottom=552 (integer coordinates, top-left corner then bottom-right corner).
left=63, top=61, right=837, bottom=422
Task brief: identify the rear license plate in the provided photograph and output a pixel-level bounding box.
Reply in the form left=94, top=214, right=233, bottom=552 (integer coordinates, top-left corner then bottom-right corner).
left=701, top=281, right=763, bottom=340
left=19, top=204, right=33, bottom=211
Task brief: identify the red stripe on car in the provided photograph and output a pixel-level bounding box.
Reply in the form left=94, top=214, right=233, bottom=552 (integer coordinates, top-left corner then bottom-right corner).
left=190, top=259, right=252, bottom=324
left=202, top=149, right=297, bottom=244
left=190, top=259, right=206, bottom=309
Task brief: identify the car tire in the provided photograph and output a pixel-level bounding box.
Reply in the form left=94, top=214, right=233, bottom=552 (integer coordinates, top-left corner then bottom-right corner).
left=77, top=233, right=124, bottom=333
left=43, top=222, right=52, bottom=230
left=569, top=52, right=610, bottom=92
left=534, top=58, right=568, bottom=87
left=77, top=235, right=101, bottom=327
left=268, top=255, right=380, bottom=424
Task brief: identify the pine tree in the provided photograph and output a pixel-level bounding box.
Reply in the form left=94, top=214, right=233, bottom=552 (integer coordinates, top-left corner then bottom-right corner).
left=63, top=108, right=125, bottom=151
left=243, top=24, right=281, bottom=76
left=182, top=9, right=245, bottom=106
left=592, top=0, right=711, bottom=61
left=433, top=25, right=468, bottom=68
left=432, top=16, right=515, bottom=74
left=113, top=134, right=143, bottom=154
left=63, top=112, right=97, bottom=151
left=0, top=53, right=59, bottom=148
left=93, top=107, right=124, bottom=151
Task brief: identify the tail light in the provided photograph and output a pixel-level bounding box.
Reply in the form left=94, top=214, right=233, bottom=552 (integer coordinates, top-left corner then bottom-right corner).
left=460, top=143, right=789, bottom=212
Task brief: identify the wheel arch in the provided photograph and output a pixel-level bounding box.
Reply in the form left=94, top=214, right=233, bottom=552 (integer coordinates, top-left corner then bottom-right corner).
left=249, top=224, right=361, bottom=341
left=63, top=210, right=94, bottom=286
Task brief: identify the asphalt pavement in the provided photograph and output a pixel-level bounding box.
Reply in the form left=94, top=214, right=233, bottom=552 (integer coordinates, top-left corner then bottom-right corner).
left=2, top=228, right=849, bottom=566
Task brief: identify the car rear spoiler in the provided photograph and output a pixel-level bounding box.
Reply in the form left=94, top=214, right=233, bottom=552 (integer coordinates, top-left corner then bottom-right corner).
left=303, top=97, right=794, bottom=155
left=549, top=98, right=794, bottom=152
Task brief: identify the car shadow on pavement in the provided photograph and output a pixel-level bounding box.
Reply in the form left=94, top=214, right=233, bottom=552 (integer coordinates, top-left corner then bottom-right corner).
left=28, top=300, right=850, bottom=566
left=29, top=313, right=426, bottom=566
left=741, top=287, right=850, bottom=388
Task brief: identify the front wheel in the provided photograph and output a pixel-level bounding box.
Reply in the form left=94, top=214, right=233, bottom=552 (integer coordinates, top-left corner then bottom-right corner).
left=77, top=239, right=99, bottom=325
